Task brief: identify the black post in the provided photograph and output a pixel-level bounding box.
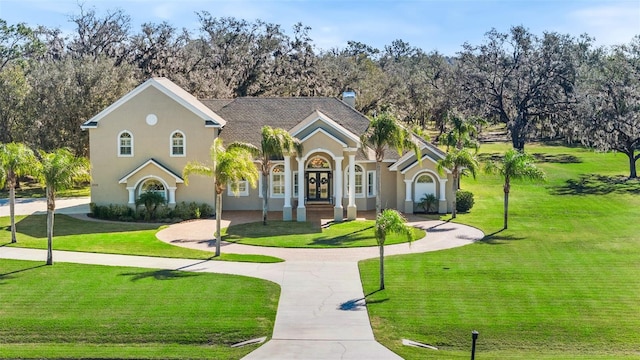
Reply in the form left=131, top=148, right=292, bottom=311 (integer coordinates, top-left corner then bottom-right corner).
left=471, top=330, right=479, bottom=360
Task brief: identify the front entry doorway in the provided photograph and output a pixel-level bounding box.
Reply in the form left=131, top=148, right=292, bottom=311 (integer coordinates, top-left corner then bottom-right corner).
left=306, top=171, right=331, bottom=202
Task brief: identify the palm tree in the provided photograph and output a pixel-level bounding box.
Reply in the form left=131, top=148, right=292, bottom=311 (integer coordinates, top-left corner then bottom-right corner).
left=375, top=209, right=413, bottom=290
left=440, top=113, right=484, bottom=189
left=36, top=148, right=89, bottom=265
left=436, top=147, right=479, bottom=219
left=253, top=126, right=302, bottom=225
left=361, top=113, right=420, bottom=215
left=440, top=112, right=482, bottom=152
left=0, top=142, right=38, bottom=243
left=135, top=191, right=166, bottom=221
left=485, top=149, right=545, bottom=229
left=183, top=138, right=258, bottom=256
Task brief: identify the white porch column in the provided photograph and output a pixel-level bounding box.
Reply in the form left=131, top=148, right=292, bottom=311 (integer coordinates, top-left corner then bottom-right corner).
left=404, top=179, right=412, bottom=201
left=438, top=179, right=448, bottom=201
left=438, top=178, right=448, bottom=214
left=127, top=187, right=135, bottom=207
left=296, top=156, right=306, bottom=222
left=347, top=153, right=357, bottom=220
left=333, top=156, right=344, bottom=222
left=168, top=187, right=177, bottom=206
left=404, top=179, right=413, bottom=213
left=283, top=155, right=292, bottom=221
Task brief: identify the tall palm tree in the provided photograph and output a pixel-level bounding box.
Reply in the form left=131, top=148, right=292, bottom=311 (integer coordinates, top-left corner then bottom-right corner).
left=252, top=126, right=302, bottom=226
left=437, top=147, right=479, bottom=219
left=361, top=113, right=420, bottom=215
left=440, top=113, right=484, bottom=189
left=440, top=112, right=481, bottom=152
left=0, top=142, right=38, bottom=243
left=375, top=209, right=413, bottom=290
left=485, top=149, right=545, bottom=229
left=36, top=148, right=89, bottom=265
left=183, top=138, right=258, bottom=256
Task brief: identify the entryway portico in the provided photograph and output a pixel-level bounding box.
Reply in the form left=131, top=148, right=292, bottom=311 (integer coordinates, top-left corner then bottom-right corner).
left=282, top=147, right=360, bottom=223
left=279, top=109, right=364, bottom=223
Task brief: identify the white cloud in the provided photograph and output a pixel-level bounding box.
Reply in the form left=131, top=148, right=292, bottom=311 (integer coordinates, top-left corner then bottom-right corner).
left=569, top=2, right=640, bottom=46
left=152, top=3, right=177, bottom=20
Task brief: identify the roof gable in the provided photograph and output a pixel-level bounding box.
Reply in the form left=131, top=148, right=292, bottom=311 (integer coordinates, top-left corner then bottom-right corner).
left=81, top=77, right=226, bottom=129
left=118, top=158, right=184, bottom=184
left=290, top=110, right=361, bottom=147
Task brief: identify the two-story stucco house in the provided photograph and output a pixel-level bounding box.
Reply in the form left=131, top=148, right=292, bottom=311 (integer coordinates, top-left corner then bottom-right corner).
left=81, top=77, right=454, bottom=222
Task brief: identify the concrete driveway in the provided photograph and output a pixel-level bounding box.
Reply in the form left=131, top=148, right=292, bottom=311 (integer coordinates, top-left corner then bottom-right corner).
left=1, top=198, right=484, bottom=359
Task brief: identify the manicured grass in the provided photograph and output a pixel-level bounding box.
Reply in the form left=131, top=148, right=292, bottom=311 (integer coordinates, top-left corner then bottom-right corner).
left=2, top=215, right=282, bottom=263
left=0, top=185, right=90, bottom=198
left=223, top=220, right=425, bottom=248
left=360, top=143, right=640, bottom=359
left=0, top=259, right=279, bottom=359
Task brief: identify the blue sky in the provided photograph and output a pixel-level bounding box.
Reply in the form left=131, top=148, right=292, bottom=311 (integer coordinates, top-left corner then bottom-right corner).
left=1, top=0, right=638, bottom=55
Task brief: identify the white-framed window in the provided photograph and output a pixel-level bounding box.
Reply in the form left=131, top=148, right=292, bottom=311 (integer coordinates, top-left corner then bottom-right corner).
left=227, top=180, right=249, bottom=196
left=170, top=131, right=185, bottom=157
left=271, top=164, right=285, bottom=197
left=293, top=171, right=299, bottom=197
left=118, top=131, right=133, bottom=157
left=345, top=164, right=364, bottom=197
left=139, top=178, right=166, bottom=199
left=367, top=170, right=376, bottom=197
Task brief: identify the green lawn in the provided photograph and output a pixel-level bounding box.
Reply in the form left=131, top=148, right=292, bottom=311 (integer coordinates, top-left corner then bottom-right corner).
left=360, top=143, right=640, bottom=359
left=0, top=185, right=90, bottom=199
left=2, top=215, right=282, bottom=263
left=0, top=259, right=279, bottom=359
left=223, top=220, right=425, bottom=248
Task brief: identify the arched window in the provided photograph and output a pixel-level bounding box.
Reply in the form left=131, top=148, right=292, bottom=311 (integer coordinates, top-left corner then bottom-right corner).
left=139, top=178, right=166, bottom=199
left=271, top=164, right=285, bottom=197
left=306, top=156, right=330, bottom=169
left=170, top=131, right=185, bottom=156
left=118, top=131, right=133, bottom=157
left=414, top=173, right=436, bottom=202
left=345, top=164, right=364, bottom=197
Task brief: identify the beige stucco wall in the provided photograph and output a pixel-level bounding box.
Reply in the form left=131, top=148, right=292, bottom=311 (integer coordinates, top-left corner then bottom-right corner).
left=87, top=85, right=217, bottom=207
left=301, top=131, right=347, bottom=159
left=87, top=83, right=451, bottom=217
left=392, top=150, right=455, bottom=214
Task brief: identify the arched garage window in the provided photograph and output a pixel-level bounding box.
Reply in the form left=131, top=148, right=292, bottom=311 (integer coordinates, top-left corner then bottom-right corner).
left=139, top=178, right=167, bottom=199
left=414, top=173, right=436, bottom=202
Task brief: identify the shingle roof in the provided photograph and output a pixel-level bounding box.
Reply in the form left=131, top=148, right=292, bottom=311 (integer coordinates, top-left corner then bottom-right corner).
left=201, top=97, right=370, bottom=149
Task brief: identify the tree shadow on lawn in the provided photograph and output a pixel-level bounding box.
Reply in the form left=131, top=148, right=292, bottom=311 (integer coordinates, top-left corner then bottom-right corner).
left=478, top=152, right=581, bottom=164
left=0, top=264, right=47, bottom=284
left=550, top=174, right=640, bottom=196
left=9, top=214, right=160, bottom=239
left=309, top=225, right=374, bottom=246
left=223, top=221, right=320, bottom=243
left=120, top=269, right=203, bottom=282
left=479, top=229, right=527, bottom=245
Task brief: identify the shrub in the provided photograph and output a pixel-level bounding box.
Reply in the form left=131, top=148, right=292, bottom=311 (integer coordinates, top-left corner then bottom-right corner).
left=135, top=191, right=167, bottom=220
left=198, top=203, right=214, bottom=218
left=169, top=202, right=190, bottom=220
left=89, top=203, right=133, bottom=220
left=456, top=190, right=475, bottom=213
left=418, top=193, right=438, bottom=213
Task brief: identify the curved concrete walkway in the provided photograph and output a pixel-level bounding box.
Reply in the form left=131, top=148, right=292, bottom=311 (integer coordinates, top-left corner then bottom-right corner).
left=1, top=199, right=484, bottom=359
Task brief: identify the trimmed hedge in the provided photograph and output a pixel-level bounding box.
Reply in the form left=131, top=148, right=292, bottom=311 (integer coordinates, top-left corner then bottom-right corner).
left=89, top=201, right=213, bottom=222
